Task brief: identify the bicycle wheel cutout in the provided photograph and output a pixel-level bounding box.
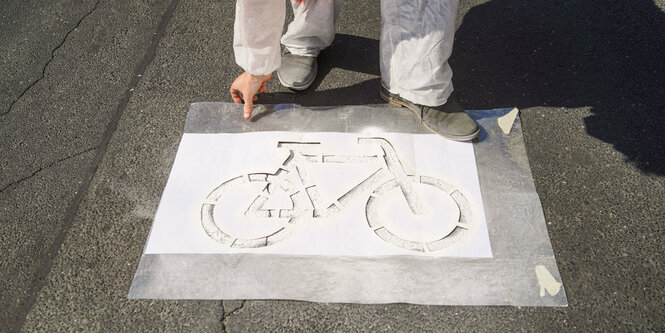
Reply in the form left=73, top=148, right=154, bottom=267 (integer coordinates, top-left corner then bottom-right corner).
left=201, top=173, right=301, bottom=248
left=366, top=175, right=473, bottom=252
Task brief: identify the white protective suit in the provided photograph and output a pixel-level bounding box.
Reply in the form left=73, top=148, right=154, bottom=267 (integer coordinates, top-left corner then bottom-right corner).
left=233, top=0, right=459, bottom=106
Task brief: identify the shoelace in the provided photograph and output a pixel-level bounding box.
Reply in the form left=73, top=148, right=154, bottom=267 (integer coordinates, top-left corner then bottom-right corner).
left=421, top=106, right=430, bottom=119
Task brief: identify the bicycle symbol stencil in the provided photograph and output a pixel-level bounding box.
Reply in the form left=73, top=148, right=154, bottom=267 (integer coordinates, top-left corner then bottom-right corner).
left=201, top=137, right=473, bottom=252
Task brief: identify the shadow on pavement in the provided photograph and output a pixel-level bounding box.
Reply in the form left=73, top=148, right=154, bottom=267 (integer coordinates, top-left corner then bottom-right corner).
left=262, top=2, right=664, bottom=175
left=260, top=34, right=383, bottom=107
left=450, top=0, right=665, bottom=175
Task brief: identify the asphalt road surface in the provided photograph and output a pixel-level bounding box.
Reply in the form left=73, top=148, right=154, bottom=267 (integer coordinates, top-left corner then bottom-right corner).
left=1, top=0, right=663, bottom=331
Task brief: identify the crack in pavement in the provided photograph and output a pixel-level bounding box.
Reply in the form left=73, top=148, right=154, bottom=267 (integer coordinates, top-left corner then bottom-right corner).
left=9, top=0, right=181, bottom=330
left=0, top=0, right=101, bottom=118
left=0, top=146, right=99, bottom=194
left=221, top=300, right=246, bottom=333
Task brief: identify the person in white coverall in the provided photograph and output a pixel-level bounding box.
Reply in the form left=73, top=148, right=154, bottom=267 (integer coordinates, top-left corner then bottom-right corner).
left=230, top=0, right=480, bottom=141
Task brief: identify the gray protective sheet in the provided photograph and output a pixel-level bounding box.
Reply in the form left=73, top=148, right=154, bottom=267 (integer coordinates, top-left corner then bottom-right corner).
left=129, top=103, right=567, bottom=306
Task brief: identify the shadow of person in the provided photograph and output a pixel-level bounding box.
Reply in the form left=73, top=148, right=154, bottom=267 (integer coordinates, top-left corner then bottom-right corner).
left=449, top=0, right=665, bottom=175
left=259, top=33, right=383, bottom=107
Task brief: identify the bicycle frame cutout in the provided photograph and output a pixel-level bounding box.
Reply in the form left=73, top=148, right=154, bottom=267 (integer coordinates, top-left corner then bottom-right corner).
left=201, top=137, right=473, bottom=252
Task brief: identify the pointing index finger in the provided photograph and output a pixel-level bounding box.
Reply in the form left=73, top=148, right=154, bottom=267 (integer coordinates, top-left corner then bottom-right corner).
left=243, top=91, right=255, bottom=119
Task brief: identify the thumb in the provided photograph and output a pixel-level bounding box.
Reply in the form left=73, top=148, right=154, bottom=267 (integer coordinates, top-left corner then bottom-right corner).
left=243, top=95, right=254, bottom=119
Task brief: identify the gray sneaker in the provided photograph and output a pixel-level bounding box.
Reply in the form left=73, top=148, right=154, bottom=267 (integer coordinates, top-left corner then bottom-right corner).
left=380, top=85, right=480, bottom=141
left=277, top=50, right=317, bottom=91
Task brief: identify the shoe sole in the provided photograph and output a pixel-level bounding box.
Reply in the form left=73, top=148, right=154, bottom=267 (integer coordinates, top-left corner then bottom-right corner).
left=379, top=87, right=480, bottom=141
left=277, top=69, right=316, bottom=91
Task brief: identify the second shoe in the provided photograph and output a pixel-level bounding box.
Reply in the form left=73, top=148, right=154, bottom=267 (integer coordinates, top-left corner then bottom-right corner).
left=277, top=50, right=317, bottom=91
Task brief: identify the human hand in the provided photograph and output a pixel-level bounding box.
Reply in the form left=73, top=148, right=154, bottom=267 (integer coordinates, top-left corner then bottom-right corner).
left=230, top=72, right=272, bottom=119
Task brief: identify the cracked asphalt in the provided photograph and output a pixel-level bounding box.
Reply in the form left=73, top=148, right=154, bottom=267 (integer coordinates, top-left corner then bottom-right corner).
left=1, top=0, right=663, bottom=331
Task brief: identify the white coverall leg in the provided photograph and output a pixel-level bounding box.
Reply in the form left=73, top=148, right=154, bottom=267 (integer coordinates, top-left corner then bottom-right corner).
left=380, top=0, right=460, bottom=106
left=281, top=0, right=345, bottom=57
left=233, top=0, right=459, bottom=106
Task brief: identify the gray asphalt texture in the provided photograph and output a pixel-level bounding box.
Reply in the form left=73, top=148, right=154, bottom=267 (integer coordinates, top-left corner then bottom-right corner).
left=1, top=0, right=663, bottom=331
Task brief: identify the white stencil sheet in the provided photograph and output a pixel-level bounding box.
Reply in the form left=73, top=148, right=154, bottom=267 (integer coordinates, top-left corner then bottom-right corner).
left=144, top=131, right=492, bottom=258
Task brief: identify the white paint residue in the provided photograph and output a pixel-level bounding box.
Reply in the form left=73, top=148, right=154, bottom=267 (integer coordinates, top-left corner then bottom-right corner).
left=497, top=108, right=519, bottom=134
left=535, top=265, right=562, bottom=297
